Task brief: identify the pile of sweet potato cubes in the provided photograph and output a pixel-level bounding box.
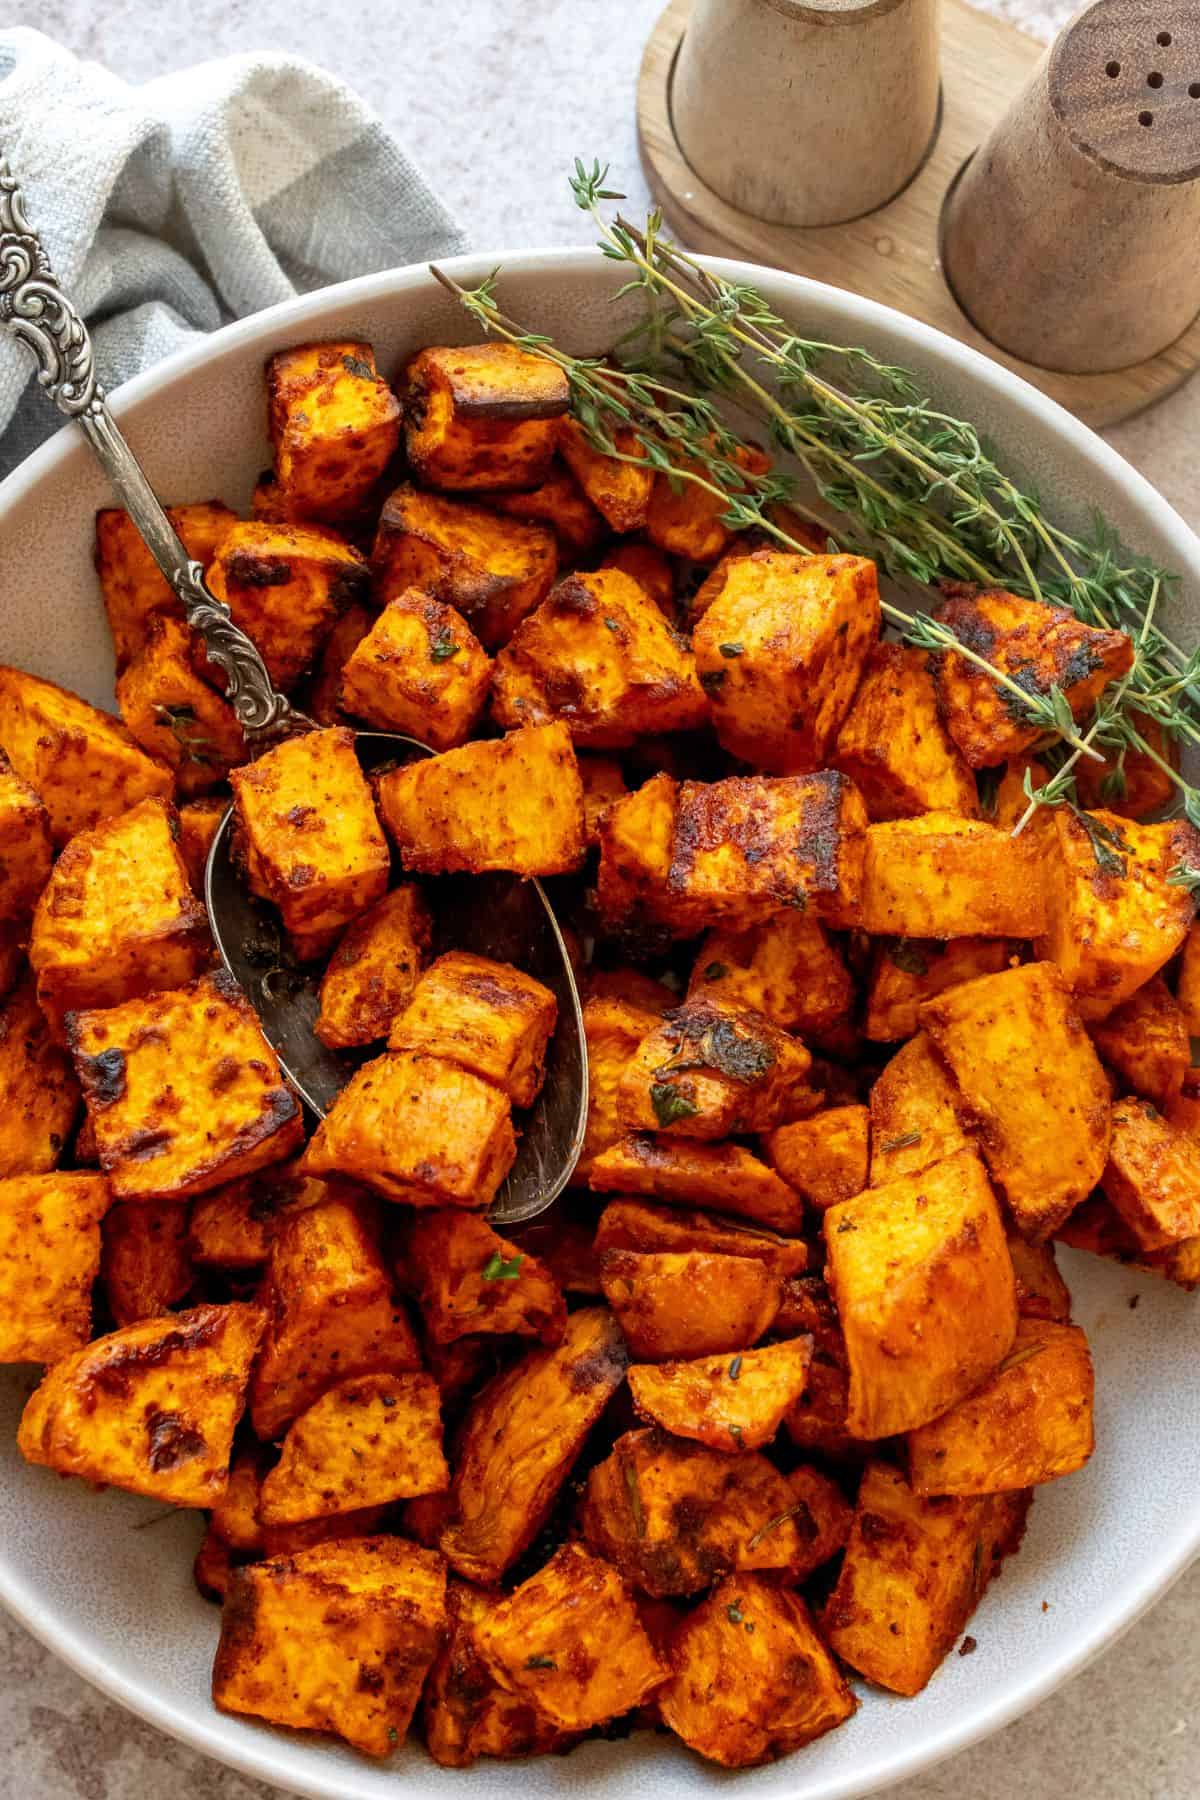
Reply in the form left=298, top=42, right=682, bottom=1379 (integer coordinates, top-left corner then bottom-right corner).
left=0, top=335, right=1198, bottom=1769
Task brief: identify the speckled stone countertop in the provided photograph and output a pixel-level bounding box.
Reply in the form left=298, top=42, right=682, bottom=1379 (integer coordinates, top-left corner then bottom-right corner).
left=5, top=1, right=1199, bottom=1795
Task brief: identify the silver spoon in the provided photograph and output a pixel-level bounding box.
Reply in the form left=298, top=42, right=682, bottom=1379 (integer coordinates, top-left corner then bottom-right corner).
left=0, top=158, right=586, bottom=1226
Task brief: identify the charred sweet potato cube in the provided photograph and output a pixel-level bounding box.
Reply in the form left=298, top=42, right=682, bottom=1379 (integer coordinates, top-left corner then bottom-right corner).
left=488, top=459, right=605, bottom=556
left=1038, top=808, right=1199, bottom=1021
left=557, top=418, right=653, bottom=532
left=594, top=771, right=684, bottom=937
left=580, top=994, right=662, bottom=1171
left=628, top=1337, right=812, bottom=1452
left=859, top=811, right=1046, bottom=938
left=187, top=1160, right=323, bottom=1273
left=825, top=1148, right=1017, bottom=1438
left=578, top=754, right=629, bottom=847
left=404, top=343, right=568, bottom=491
left=101, top=1198, right=192, bottom=1325
left=693, top=552, right=880, bottom=772
left=599, top=1247, right=782, bottom=1358
left=213, top=1535, right=445, bottom=1756
left=301, top=1050, right=516, bottom=1208
left=250, top=1193, right=421, bottom=1439
left=908, top=1319, right=1094, bottom=1495
left=598, top=540, right=676, bottom=615
left=595, top=1197, right=808, bottom=1279
left=439, top=1306, right=627, bottom=1583
left=932, top=585, right=1134, bottom=766
left=377, top=720, right=585, bottom=877
left=313, top=885, right=432, bottom=1050
left=267, top=340, right=401, bottom=524
left=475, top=1543, right=665, bottom=1731
left=18, top=1300, right=263, bottom=1504
left=581, top=1427, right=813, bottom=1595
left=0, top=750, right=51, bottom=922
left=823, top=1461, right=1029, bottom=1694
left=764, top=1106, right=871, bottom=1211
left=491, top=567, right=707, bottom=747
left=306, top=602, right=373, bottom=726
left=69, top=971, right=303, bottom=1202
left=207, top=521, right=369, bottom=690
left=31, top=797, right=210, bottom=1040
left=338, top=590, right=492, bottom=749
left=231, top=726, right=389, bottom=961
left=176, top=796, right=227, bottom=894
left=259, top=1371, right=447, bottom=1524
left=0, top=1172, right=108, bottom=1362
left=833, top=642, right=978, bottom=820
left=865, top=934, right=1014, bottom=1042
left=0, top=666, right=173, bottom=846
left=1075, top=709, right=1177, bottom=818
left=0, top=973, right=80, bottom=1176
left=644, top=439, right=771, bottom=563
left=423, top=1581, right=577, bottom=1767
left=921, top=962, right=1111, bottom=1241
left=398, top=1209, right=565, bottom=1345
left=588, top=1133, right=805, bottom=1233
left=95, top=500, right=237, bottom=668
left=688, top=911, right=854, bottom=1037
left=662, top=1575, right=854, bottom=1765
left=779, top=1275, right=855, bottom=1459
left=1101, top=1096, right=1200, bottom=1250
left=115, top=615, right=246, bottom=795
left=388, top=951, right=557, bottom=1107
left=868, top=1030, right=973, bottom=1184
left=1090, top=975, right=1188, bottom=1106
left=618, top=997, right=814, bottom=1140
left=373, top=485, right=557, bottom=651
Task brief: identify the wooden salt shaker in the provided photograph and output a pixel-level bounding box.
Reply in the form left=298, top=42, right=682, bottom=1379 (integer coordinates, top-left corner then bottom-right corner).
left=942, top=0, right=1200, bottom=373
left=671, top=0, right=942, bottom=228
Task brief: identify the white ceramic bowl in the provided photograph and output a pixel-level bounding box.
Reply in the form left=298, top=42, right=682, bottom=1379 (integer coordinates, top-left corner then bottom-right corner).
left=1, top=249, right=1199, bottom=1800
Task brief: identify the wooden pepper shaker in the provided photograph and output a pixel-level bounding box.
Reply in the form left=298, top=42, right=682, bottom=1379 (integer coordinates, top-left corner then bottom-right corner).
left=941, top=0, right=1200, bottom=373
left=671, top=0, right=942, bottom=228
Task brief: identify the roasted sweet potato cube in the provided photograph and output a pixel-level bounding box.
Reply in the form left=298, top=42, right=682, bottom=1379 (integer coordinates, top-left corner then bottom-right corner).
left=249, top=1193, right=421, bottom=1439
left=763, top=1106, right=870, bottom=1211
left=598, top=540, right=676, bottom=614
left=377, top=721, right=585, bottom=877
left=580, top=994, right=661, bottom=1171
left=301, top=1050, right=516, bottom=1208
left=194, top=1522, right=239, bottom=1602
left=921, top=962, right=1111, bottom=1241
left=398, top=1209, right=565, bottom=1345
left=860, top=811, right=1046, bottom=938
left=865, top=936, right=1013, bottom=1043
left=30, top=797, right=210, bottom=1040
left=267, top=340, right=401, bottom=524
left=686, top=513, right=829, bottom=623
left=931, top=585, right=1134, bottom=767
left=822, top=1461, right=1029, bottom=1694
left=213, top=1535, right=445, bottom=1756
left=488, top=459, right=605, bottom=556
left=786, top=1464, right=855, bottom=1576
left=599, top=1247, right=782, bottom=1359
left=825, top=1148, right=1017, bottom=1437
left=0, top=750, right=51, bottom=923
left=908, top=1319, right=1094, bottom=1495
left=95, top=500, right=237, bottom=667
left=0, top=973, right=79, bottom=1176
left=207, top=521, right=369, bottom=690
left=188, top=1160, right=323, bottom=1272
left=1038, top=808, right=1199, bottom=1021
left=594, top=771, right=684, bottom=936
left=833, top=642, right=978, bottom=820
left=438, top=1306, right=627, bottom=1583
left=588, top=1133, right=805, bottom=1233
left=688, top=911, right=854, bottom=1037
left=404, top=343, right=568, bottom=491
left=388, top=951, right=557, bottom=1107
left=661, top=1575, right=855, bottom=1766
left=18, top=1300, right=262, bottom=1504
left=1090, top=974, right=1188, bottom=1106
left=1074, top=709, right=1177, bottom=818
left=306, top=601, right=373, bottom=725
left=70, top=971, right=303, bottom=1202
left=101, top=1198, right=192, bottom=1326
left=580, top=1428, right=810, bottom=1595
left=557, top=418, right=653, bottom=532
left=618, top=998, right=814, bottom=1140
left=644, top=439, right=770, bottom=563
left=1101, top=1096, right=1200, bottom=1250
left=313, top=885, right=432, bottom=1050
left=1008, top=1232, right=1072, bottom=1322
left=259, top=1371, right=447, bottom=1524
left=578, top=754, right=629, bottom=847
left=491, top=567, right=707, bottom=747
left=115, top=615, right=246, bottom=795
left=372, top=485, right=557, bottom=651
left=1058, top=1191, right=1200, bottom=1290
left=868, top=1030, right=973, bottom=1183
left=338, top=590, right=491, bottom=749
left=176, top=796, right=227, bottom=894
left=0, top=666, right=173, bottom=846
left=0, top=1172, right=108, bottom=1362
left=692, top=552, right=880, bottom=772
left=423, top=1581, right=577, bottom=1767
left=210, top=1445, right=268, bottom=1551
left=231, top=726, right=389, bottom=960
left=667, top=771, right=868, bottom=929
left=595, top=1197, right=808, bottom=1279
left=1179, top=920, right=1200, bottom=1037
left=779, top=1274, right=855, bottom=1459
left=628, top=1338, right=812, bottom=1452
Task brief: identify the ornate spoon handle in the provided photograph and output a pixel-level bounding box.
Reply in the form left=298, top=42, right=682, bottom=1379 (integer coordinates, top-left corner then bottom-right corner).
left=0, top=159, right=307, bottom=741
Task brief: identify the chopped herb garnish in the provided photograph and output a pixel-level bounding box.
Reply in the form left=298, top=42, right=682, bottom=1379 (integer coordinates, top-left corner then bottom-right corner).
left=880, top=1129, right=922, bottom=1153
left=650, top=1082, right=700, bottom=1127
left=656, top=1011, right=775, bottom=1085
left=728, top=1354, right=743, bottom=1381
left=718, top=641, right=744, bottom=658
left=525, top=1654, right=557, bottom=1671
left=702, top=961, right=728, bottom=982
left=726, top=1602, right=743, bottom=1624
left=836, top=1217, right=858, bottom=1233
left=746, top=1502, right=810, bottom=1550
left=430, top=630, right=461, bottom=662
left=604, top=615, right=621, bottom=632
left=1073, top=806, right=1130, bottom=877
left=342, top=353, right=375, bottom=379
left=728, top=1422, right=744, bottom=1446
left=153, top=703, right=218, bottom=767
left=387, top=1726, right=399, bottom=1744
left=482, top=1251, right=523, bottom=1281
left=700, top=668, right=726, bottom=694
left=1167, top=858, right=1200, bottom=895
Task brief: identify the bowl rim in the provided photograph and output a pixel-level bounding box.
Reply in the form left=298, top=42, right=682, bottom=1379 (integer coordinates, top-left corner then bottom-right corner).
left=1, top=242, right=1198, bottom=1800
